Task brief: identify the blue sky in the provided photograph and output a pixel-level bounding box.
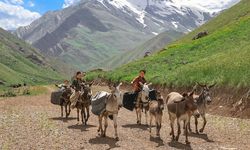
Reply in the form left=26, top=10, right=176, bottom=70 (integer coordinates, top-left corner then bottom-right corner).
left=22, top=0, right=64, bottom=14
left=0, top=0, right=80, bottom=30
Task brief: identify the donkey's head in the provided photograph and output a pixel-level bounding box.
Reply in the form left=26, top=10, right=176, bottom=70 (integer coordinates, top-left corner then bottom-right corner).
left=182, top=91, right=199, bottom=117
left=155, top=91, right=164, bottom=110
left=109, top=82, right=123, bottom=106
left=82, top=81, right=93, bottom=99
left=139, top=82, right=152, bottom=101
left=197, top=82, right=216, bottom=105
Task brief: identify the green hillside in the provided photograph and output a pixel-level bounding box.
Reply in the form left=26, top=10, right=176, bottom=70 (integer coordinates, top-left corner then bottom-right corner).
left=0, top=28, right=63, bottom=87
left=96, top=30, right=183, bottom=70
left=86, top=0, right=250, bottom=88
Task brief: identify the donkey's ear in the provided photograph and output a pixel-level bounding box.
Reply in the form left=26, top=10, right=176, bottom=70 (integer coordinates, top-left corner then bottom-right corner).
left=182, top=92, right=188, bottom=97
left=209, top=83, right=216, bottom=89
left=147, top=82, right=152, bottom=86
left=117, top=82, right=122, bottom=89
left=189, top=91, right=194, bottom=96
left=139, top=82, right=144, bottom=86
left=89, top=81, right=94, bottom=87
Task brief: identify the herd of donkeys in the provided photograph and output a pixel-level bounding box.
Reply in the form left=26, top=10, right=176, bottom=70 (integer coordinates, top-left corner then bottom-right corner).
left=51, top=82, right=215, bottom=145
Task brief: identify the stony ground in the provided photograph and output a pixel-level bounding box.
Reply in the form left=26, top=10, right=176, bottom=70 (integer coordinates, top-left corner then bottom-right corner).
left=0, top=86, right=249, bottom=150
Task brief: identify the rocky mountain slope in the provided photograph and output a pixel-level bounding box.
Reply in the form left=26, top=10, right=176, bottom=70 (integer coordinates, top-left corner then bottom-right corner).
left=15, top=0, right=239, bottom=71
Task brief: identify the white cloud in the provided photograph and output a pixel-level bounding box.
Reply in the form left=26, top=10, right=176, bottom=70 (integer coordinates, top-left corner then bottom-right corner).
left=28, top=1, right=35, bottom=7
left=171, top=0, right=241, bottom=13
left=62, top=0, right=81, bottom=8
left=0, top=1, right=41, bottom=30
left=4, top=0, right=24, bottom=5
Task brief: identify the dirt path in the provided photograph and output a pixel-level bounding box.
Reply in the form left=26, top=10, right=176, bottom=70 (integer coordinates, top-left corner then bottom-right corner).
left=0, top=86, right=249, bottom=150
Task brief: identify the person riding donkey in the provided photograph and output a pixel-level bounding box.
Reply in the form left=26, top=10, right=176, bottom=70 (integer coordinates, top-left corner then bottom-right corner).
left=70, top=71, right=86, bottom=109
left=131, top=70, right=147, bottom=93
left=55, top=80, right=70, bottom=91
left=131, top=70, right=147, bottom=110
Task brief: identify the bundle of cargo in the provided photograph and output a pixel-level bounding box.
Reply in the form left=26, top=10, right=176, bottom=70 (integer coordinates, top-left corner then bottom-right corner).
left=123, top=92, right=137, bottom=111
left=149, top=89, right=157, bottom=100
left=122, top=89, right=157, bottom=111
left=51, top=90, right=63, bottom=105
left=91, top=91, right=110, bottom=115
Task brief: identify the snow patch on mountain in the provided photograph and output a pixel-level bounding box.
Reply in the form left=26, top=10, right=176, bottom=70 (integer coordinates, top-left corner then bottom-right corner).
left=171, top=21, right=178, bottom=28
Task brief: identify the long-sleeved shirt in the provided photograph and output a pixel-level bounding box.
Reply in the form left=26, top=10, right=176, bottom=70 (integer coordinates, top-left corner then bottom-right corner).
left=131, top=76, right=146, bottom=92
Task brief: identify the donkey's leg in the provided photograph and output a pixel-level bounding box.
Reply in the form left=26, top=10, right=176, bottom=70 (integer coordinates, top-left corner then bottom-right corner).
left=199, top=114, right=207, bottom=133
left=97, top=115, right=103, bottom=134
left=136, top=108, right=141, bottom=125
left=103, top=115, right=108, bottom=137
left=136, top=107, right=139, bottom=124
left=175, top=119, right=181, bottom=141
left=184, top=119, right=190, bottom=144
left=145, top=110, right=148, bottom=125
left=65, top=104, right=68, bottom=119
left=68, top=102, right=71, bottom=116
left=157, top=114, right=162, bottom=136
left=155, top=115, right=160, bottom=136
left=188, top=116, right=192, bottom=132
left=81, top=105, right=86, bottom=125
left=149, top=113, right=153, bottom=134
left=81, top=108, right=84, bottom=124
left=85, top=106, right=90, bottom=125
left=195, top=116, right=199, bottom=133
left=61, top=105, right=63, bottom=117
left=77, top=108, right=80, bottom=123
left=113, top=114, right=119, bottom=141
left=66, top=103, right=70, bottom=118
left=169, top=114, right=175, bottom=140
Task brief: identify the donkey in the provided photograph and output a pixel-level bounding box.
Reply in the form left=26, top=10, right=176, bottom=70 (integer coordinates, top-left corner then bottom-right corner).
left=166, top=91, right=199, bottom=144
left=76, top=82, right=93, bottom=125
left=97, top=83, right=123, bottom=141
left=149, top=91, right=164, bottom=136
left=188, top=83, right=216, bottom=133
left=59, top=87, right=73, bottom=118
left=135, top=82, right=152, bottom=125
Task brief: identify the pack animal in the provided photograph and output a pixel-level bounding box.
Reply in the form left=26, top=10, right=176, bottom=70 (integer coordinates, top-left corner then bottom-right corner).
left=149, top=91, right=164, bottom=136
left=166, top=91, right=199, bottom=144
left=187, top=83, right=215, bottom=133
left=97, top=83, right=123, bottom=141
left=76, top=82, right=93, bottom=125
left=135, top=82, right=152, bottom=125
left=59, top=87, right=73, bottom=118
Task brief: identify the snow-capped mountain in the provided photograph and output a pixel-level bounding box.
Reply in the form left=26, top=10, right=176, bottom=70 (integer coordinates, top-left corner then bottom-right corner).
left=14, top=0, right=239, bottom=71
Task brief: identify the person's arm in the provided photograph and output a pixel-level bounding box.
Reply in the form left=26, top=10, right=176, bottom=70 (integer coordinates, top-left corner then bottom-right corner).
left=71, top=80, right=77, bottom=90
left=131, top=76, right=138, bottom=84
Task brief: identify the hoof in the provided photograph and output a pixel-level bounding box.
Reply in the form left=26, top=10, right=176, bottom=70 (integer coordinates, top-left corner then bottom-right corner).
left=186, top=141, right=190, bottom=145
left=115, top=137, right=119, bottom=141
left=199, top=129, right=204, bottom=133
left=171, top=136, right=175, bottom=141
left=101, top=134, right=106, bottom=137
